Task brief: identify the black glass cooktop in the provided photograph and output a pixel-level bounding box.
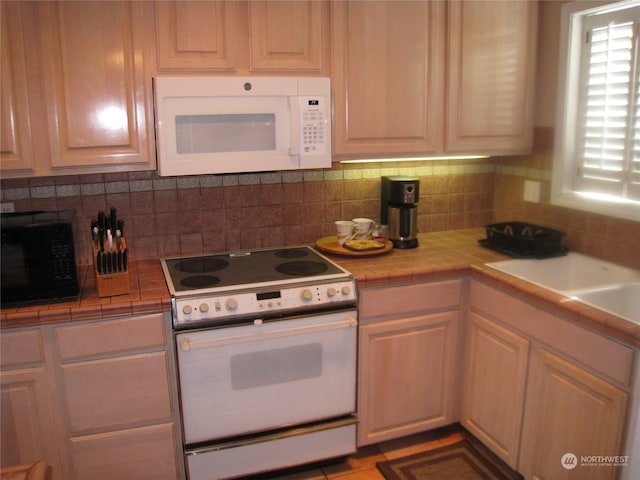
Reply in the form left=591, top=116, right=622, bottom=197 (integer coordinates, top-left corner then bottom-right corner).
left=162, top=246, right=346, bottom=294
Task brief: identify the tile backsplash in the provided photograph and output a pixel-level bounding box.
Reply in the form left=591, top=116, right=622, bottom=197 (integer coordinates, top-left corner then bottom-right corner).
left=0, top=161, right=496, bottom=265
left=494, top=128, right=640, bottom=269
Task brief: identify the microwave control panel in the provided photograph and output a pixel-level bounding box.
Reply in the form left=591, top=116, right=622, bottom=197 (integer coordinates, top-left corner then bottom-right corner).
left=300, top=96, right=327, bottom=155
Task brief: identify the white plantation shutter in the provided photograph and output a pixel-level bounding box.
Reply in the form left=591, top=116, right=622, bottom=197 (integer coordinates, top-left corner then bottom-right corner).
left=576, top=6, right=640, bottom=201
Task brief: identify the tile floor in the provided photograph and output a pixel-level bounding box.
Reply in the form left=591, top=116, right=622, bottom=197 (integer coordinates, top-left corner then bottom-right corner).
left=244, top=424, right=470, bottom=480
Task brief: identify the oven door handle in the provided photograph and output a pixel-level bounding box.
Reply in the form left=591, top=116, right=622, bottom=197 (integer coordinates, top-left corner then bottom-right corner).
left=179, top=316, right=357, bottom=352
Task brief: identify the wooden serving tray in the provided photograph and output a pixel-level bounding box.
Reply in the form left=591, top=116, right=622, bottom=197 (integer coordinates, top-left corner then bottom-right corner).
left=315, top=236, right=393, bottom=256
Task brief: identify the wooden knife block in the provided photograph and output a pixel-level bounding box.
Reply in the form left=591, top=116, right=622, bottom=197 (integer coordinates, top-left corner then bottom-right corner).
left=92, top=238, right=129, bottom=298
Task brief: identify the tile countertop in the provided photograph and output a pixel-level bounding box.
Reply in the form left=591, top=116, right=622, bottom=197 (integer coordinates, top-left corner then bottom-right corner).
left=2, top=228, right=639, bottom=348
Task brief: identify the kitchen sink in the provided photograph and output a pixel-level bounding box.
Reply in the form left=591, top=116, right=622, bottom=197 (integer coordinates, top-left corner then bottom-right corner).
left=573, top=283, right=640, bottom=324
left=486, top=253, right=640, bottom=323
left=485, top=253, right=640, bottom=292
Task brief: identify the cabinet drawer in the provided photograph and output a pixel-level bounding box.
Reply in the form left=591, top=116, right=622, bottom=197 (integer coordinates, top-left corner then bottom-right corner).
left=60, top=352, right=172, bottom=433
left=55, top=313, right=166, bottom=361
left=0, top=329, right=44, bottom=367
left=469, top=280, right=634, bottom=387
left=70, top=423, right=179, bottom=480
left=359, top=279, right=462, bottom=322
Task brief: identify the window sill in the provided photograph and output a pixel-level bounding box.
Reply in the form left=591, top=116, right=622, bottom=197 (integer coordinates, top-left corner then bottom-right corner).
left=551, top=192, right=640, bottom=223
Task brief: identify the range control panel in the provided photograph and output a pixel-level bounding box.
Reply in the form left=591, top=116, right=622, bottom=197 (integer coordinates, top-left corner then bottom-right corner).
left=172, top=280, right=356, bottom=328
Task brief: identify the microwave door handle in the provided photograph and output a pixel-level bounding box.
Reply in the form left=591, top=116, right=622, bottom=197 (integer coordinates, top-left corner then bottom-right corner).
left=288, top=96, right=300, bottom=156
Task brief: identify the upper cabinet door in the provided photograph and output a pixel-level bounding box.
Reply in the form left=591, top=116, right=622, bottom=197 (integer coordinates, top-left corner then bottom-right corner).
left=331, top=1, right=446, bottom=157
left=446, top=0, right=538, bottom=154
left=156, top=0, right=237, bottom=71
left=248, top=1, right=327, bottom=72
left=0, top=2, right=35, bottom=173
left=37, top=1, right=154, bottom=171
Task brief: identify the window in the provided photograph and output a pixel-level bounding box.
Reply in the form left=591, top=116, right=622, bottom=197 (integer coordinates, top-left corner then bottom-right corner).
left=553, top=0, right=640, bottom=221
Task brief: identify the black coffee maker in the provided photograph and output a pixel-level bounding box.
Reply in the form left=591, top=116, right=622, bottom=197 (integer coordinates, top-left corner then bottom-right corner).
left=380, top=176, right=420, bottom=249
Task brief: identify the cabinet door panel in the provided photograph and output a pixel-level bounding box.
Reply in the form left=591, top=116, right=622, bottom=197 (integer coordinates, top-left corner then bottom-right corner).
left=519, top=348, right=628, bottom=480
left=60, top=352, right=172, bottom=434
left=461, top=312, right=529, bottom=469
left=38, top=1, right=153, bottom=169
left=156, top=0, right=236, bottom=71
left=0, top=329, right=44, bottom=367
left=446, top=0, right=537, bottom=153
left=0, top=368, right=64, bottom=474
left=331, top=1, right=445, bottom=156
left=249, top=1, right=325, bottom=72
left=70, top=423, right=179, bottom=480
left=358, top=311, right=458, bottom=445
left=0, top=1, right=36, bottom=173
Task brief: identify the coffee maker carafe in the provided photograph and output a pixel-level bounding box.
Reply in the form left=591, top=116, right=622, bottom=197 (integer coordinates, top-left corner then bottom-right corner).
left=381, top=176, right=420, bottom=249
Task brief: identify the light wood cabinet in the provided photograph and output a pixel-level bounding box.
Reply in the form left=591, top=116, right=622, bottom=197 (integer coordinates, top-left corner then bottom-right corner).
left=156, top=0, right=329, bottom=74
left=0, top=329, right=66, bottom=476
left=53, top=313, right=182, bottom=480
left=519, top=348, right=628, bottom=480
left=0, top=1, right=156, bottom=178
left=331, top=0, right=537, bottom=158
left=0, top=313, right=183, bottom=480
left=357, top=280, right=462, bottom=446
left=37, top=1, right=155, bottom=173
left=465, top=280, right=633, bottom=479
left=0, top=1, right=36, bottom=174
left=461, top=311, right=529, bottom=469
left=446, top=0, right=537, bottom=154
left=331, top=0, right=446, bottom=157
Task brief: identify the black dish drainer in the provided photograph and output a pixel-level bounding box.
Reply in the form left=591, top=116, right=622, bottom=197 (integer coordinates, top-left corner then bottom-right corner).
left=479, top=221, right=567, bottom=258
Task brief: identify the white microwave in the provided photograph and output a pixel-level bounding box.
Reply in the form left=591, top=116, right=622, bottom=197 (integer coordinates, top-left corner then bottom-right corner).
left=153, top=76, right=332, bottom=176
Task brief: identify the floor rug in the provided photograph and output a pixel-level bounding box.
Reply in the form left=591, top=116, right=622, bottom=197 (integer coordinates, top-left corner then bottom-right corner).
left=377, top=439, right=522, bottom=480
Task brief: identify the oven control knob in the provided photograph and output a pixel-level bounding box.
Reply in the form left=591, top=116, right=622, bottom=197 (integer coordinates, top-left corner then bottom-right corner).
left=341, top=285, right=352, bottom=296
left=199, top=303, right=209, bottom=313
left=327, top=287, right=336, bottom=297
left=225, top=298, right=238, bottom=311
left=301, top=289, right=313, bottom=301
left=182, top=305, right=193, bottom=315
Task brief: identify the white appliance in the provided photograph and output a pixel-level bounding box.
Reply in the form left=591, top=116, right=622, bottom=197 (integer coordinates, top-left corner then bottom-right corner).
left=161, top=246, right=357, bottom=480
left=153, top=77, right=332, bottom=176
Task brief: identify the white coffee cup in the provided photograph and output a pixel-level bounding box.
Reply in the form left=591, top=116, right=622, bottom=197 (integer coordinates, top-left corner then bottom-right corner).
left=351, top=218, right=374, bottom=240
left=335, top=220, right=354, bottom=246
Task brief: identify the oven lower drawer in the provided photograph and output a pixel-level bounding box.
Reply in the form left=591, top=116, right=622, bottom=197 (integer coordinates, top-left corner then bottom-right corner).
left=185, top=417, right=357, bottom=480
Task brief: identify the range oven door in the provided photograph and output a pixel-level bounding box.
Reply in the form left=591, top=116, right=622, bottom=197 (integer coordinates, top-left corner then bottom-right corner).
left=175, top=309, right=357, bottom=445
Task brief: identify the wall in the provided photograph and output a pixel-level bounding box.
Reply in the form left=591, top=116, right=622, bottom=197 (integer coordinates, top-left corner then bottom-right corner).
left=0, top=161, right=495, bottom=265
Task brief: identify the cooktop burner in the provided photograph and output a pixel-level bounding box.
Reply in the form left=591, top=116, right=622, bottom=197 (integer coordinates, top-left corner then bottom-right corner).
left=274, top=248, right=310, bottom=259
left=180, top=275, right=221, bottom=289
left=276, top=261, right=328, bottom=276
left=175, top=257, right=230, bottom=274
left=161, top=245, right=348, bottom=295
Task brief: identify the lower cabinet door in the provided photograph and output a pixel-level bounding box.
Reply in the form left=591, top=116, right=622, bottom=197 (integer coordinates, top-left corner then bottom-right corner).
left=358, top=311, right=459, bottom=445
left=461, top=312, right=529, bottom=469
left=70, top=423, right=180, bottom=480
left=518, top=348, right=629, bottom=480
left=0, top=367, right=67, bottom=477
